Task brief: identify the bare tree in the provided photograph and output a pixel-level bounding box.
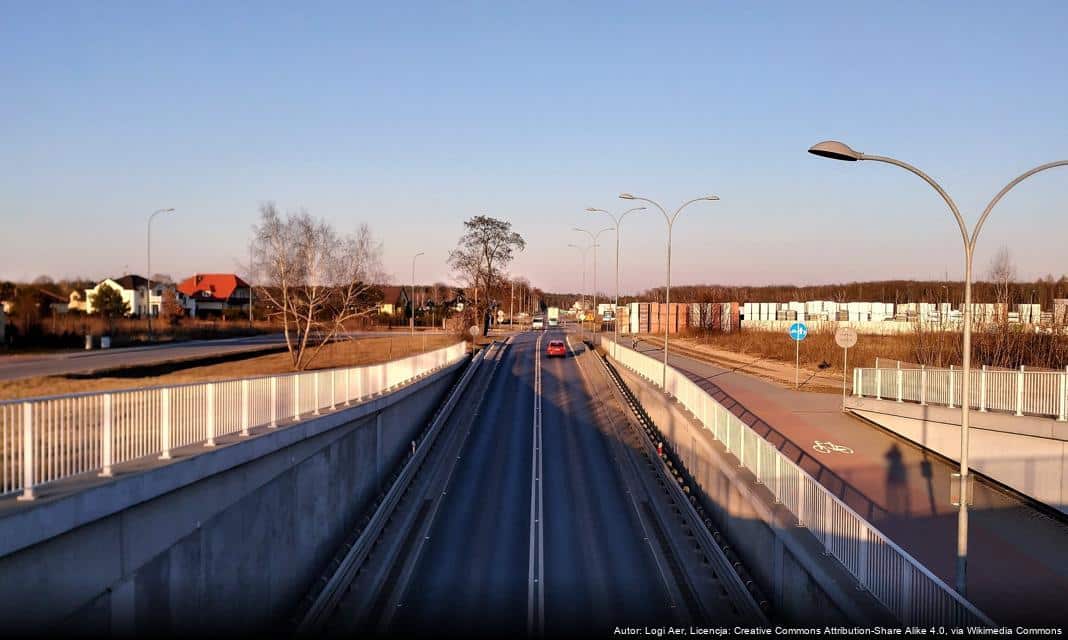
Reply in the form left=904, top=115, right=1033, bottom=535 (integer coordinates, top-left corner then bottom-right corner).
left=252, top=203, right=384, bottom=370
left=447, top=215, right=525, bottom=329
left=988, top=245, right=1017, bottom=321
left=159, top=288, right=184, bottom=325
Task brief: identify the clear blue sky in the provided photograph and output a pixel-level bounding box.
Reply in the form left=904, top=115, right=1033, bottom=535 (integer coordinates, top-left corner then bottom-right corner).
left=2, top=1, right=1066, bottom=294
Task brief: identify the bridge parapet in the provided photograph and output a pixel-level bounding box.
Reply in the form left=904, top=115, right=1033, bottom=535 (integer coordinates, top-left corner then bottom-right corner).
left=0, top=342, right=467, bottom=500
left=603, top=337, right=993, bottom=627
left=0, top=347, right=467, bottom=635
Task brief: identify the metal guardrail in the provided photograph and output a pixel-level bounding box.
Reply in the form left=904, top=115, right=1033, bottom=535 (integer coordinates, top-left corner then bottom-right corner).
left=854, top=365, right=1068, bottom=421
left=0, top=342, right=468, bottom=500
left=603, top=337, right=993, bottom=627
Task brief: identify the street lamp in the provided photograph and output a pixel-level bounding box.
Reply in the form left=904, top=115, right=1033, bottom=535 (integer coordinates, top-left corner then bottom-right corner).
left=572, top=226, right=614, bottom=339
left=411, top=251, right=425, bottom=338
left=809, top=139, right=1068, bottom=596
left=587, top=207, right=646, bottom=355
left=147, top=208, right=176, bottom=341
left=619, top=193, right=719, bottom=388
left=568, top=242, right=595, bottom=341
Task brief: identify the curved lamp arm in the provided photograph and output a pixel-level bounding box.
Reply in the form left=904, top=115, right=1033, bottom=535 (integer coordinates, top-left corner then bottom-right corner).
left=972, top=160, right=1068, bottom=247
left=671, top=196, right=719, bottom=225
left=620, top=195, right=670, bottom=225
left=587, top=206, right=647, bottom=228
left=860, top=154, right=970, bottom=251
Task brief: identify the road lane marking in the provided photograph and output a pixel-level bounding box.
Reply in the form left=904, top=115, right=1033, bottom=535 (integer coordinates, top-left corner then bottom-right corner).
left=528, top=333, right=545, bottom=635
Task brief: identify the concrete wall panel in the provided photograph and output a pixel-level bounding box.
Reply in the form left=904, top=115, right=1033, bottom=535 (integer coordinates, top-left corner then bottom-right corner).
left=0, top=358, right=464, bottom=636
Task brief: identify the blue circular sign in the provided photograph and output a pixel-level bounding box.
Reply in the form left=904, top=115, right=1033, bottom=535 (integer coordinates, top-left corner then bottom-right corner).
left=789, top=322, right=808, bottom=341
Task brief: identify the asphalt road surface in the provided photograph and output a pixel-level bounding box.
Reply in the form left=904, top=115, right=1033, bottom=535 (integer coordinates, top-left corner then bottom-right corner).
left=0, top=331, right=438, bottom=381
left=387, top=330, right=678, bottom=636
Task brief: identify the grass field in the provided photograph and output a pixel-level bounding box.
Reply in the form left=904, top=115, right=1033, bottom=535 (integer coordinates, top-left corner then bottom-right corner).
left=677, top=324, right=1068, bottom=372
left=628, top=325, right=1068, bottom=393
left=0, top=335, right=459, bottom=401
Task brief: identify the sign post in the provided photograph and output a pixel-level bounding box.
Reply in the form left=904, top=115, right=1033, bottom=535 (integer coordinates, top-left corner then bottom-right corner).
left=789, top=321, right=808, bottom=389
left=835, top=326, right=858, bottom=410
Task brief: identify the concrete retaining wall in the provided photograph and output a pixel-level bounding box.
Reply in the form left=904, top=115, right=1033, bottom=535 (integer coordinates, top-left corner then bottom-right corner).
left=847, top=396, right=1068, bottom=514
left=613, top=363, right=892, bottom=626
left=0, top=357, right=466, bottom=636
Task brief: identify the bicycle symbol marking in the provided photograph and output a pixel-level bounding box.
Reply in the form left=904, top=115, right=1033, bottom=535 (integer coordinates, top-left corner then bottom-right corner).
left=812, top=440, right=854, bottom=455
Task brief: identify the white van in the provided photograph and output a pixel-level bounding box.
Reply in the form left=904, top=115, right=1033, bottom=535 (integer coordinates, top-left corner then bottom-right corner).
left=532, top=315, right=545, bottom=330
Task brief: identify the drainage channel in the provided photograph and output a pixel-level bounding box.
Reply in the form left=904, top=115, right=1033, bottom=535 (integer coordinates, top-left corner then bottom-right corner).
left=592, top=343, right=772, bottom=622
left=291, top=341, right=506, bottom=636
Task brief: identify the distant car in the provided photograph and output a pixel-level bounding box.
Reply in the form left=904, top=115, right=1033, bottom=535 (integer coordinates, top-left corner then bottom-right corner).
left=546, top=340, right=566, bottom=358
left=532, top=315, right=545, bottom=330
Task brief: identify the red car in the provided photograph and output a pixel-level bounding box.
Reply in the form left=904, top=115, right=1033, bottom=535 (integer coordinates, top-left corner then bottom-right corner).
left=545, top=340, right=567, bottom=358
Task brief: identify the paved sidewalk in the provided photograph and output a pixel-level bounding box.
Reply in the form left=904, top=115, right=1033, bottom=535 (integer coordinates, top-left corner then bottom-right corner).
left=635, top=339, right=1068, bottom=626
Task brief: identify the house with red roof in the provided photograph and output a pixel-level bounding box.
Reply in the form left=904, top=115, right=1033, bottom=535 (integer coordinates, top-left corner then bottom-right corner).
left=176, top=273, right=251, bottom=318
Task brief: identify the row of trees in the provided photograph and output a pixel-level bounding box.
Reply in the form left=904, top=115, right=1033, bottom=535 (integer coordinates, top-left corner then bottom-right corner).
left=629, top=250, right=1064, bottom=308
left=250, top=207, right=534, bottom=369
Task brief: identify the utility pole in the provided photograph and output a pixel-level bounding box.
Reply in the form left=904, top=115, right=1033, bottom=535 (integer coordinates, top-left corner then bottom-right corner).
left=809, top=138, right=1068, bottom=597
left=411, top=252, right=424, bottom=339
left=587, top=206, right=646, bottom=354
left=147, top=208, right=175, bottom=341
left=573, top=227, right=613, bottom=336
left=619, top=193, right=719, bottom=388
left=248, top=240, right=254, bottom=326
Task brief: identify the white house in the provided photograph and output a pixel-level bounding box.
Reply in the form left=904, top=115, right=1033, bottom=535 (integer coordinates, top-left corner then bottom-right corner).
left=84, top=276, right=194, bottom=317
left=84, top=275, right=149, bottom=316
left=68, top=290, right=86, bottom=313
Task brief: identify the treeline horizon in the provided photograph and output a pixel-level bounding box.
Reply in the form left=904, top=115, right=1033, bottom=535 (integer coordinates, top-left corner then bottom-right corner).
left=543, top=276, right=1068, bottom=308
left=9, top=275, right=1068, bottom=311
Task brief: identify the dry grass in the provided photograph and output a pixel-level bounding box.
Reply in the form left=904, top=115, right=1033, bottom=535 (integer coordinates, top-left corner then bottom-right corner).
left=676, top=327, right=902, bottom=374
left=5, top=316, right=280, bottom=352
left=679, top=324, right=1068, bottom=372
left=640, top=334, right=845, bottom=393
left=0, top=335, right=459, bottom=401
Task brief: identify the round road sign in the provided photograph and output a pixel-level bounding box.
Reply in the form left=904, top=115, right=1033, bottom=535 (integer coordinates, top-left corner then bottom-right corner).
left=468, top=325, right=480, bottom=337
left=835, top=326, right=858, bottom=349
left=788, top=322, right=808, bottom=341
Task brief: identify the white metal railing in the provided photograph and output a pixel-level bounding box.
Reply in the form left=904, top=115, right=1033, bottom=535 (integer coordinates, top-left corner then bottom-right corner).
left=0, top=342, right=468, bottom=500
left=604, top=337, right=993, bottom=627
left=853, top=364, right=1068, bottom=422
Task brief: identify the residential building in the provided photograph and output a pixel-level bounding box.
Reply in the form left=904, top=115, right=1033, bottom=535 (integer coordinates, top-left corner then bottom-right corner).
left=375, top=284, right=463, bottom=318
left=176, top=274, right=250, bottom=318
left=84, top=275, right=150, bottom=316
left=375, top=286, right=410, bottom=316
left=68, top=290, right=86, bottom=313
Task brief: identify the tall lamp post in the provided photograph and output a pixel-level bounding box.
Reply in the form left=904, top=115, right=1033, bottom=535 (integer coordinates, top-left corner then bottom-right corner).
left=808, top=139, right=1067, bottom=596
left=619, top=193, right=719, bottom=388
left=587, top=206, right=646, bottom=355
left=572, top=226, right=614, bottom=337
left=567, top=242, right=593, bottom=341
left=147, top=208, right=176, bottom=341
left=410, top=251, right=425, bottom=338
